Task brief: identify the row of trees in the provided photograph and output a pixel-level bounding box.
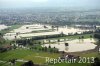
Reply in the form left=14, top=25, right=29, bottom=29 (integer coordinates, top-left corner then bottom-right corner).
left=31, top=45, right=59, bottom=53
left=94, top=34, right=100, bottom=39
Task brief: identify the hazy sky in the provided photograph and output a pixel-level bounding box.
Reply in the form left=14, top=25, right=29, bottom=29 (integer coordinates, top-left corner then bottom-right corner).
left=0, top=0, right=100, bottom=9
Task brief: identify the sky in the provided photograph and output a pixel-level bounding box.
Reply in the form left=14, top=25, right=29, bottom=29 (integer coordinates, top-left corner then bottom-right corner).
left=0, top=0, right=100, bottom=9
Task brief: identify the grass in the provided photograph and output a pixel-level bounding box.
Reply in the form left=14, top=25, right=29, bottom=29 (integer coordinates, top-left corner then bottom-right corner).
left=53, top=63, right=91, bottom=66
left=0, top=48, right=60, bottom=65
left=66, top=34, right=92, bottom=39
left=38, top=34, right=93, bottom=43
left=0, top=48, right=99, bottom=66
left=49, top=52, right=100, bottom=66
left=0, top=25, right=22, bottom=34
left=80, top=52, right=99, bottom=57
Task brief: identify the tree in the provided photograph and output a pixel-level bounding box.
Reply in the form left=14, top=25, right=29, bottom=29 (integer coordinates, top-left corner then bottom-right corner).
left=10, top=59, right=16, bottom=66
left=57, top=39, right=60, bottom=44
left=26, top=27, right=29, bottom=29
left=0, top=33, right=3, bottom=37
left=48, top=40, right=51, bottom=43
left=43, top=40, right=45, bottom=44
left=51, top=26, right=55, bottom=31
left=60, top=32, right=64, bottom=37
left=91, top=57, right=100, bottom=66
left=58, top=39, right=60, bottom=42
left=94, top=34, right=100, bottom=39
left=79, top=37, right=81, bottom=39
left=81, top=36, right=84, bottom=39
left=62, top=51, right=65, bottom=54
left=22, top=60, right=34, bottom=66
left=64, top=38, right=66, bottom=43
left=65, top=43, right=69, bottom=46
left=44, top=47, right=47, bottom=52
left=49, top=45, right=51, bottom=48
left=56, top=26, right=59, bottom=31
left=44, top=25, right=48, bottom=28
left=90, top=35, right=93, bottom=38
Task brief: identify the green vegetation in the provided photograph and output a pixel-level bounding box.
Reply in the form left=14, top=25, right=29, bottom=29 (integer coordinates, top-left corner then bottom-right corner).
left=0, top=48, right=99, bottom=66
left=0, top=49, right=60, bottom=65
left=53, top=63, right=90, bottom=66
left=39, top=34, right=93, bottom=42
left=31, top=29, right=53, bottom=33
left=0, top=25, right=22, bottom=34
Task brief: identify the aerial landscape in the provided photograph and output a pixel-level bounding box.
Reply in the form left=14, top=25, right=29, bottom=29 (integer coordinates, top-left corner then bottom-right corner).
left=0, top=0, right=100, bottom=66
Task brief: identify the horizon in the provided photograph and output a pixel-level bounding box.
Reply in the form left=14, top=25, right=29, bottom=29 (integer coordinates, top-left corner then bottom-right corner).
left=0, top=0, right=100, bottom=9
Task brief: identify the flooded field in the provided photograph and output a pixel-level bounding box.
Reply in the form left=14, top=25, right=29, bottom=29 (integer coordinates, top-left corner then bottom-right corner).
left=3, top=24, right=91, bottom=40
left=42, top=39, right=97, bottom=52
left=0, top=24, right=8, bottom=31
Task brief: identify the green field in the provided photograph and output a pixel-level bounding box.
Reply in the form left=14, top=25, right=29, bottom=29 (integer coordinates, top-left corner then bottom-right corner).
left=38, top=34, right=93, bottom=43
left=0, top=48, right=99, bottom=66
left=0, top=48, right=60, bottom=66
left=0, top=25, right=22, bottom=34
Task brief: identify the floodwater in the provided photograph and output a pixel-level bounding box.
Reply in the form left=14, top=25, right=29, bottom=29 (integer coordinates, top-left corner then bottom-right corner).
left=2, top=24, right=97, bottom=52
left=0, top=24, right=8, bottom=31
left=42, top=39, right=97, bottom=52
left=3, top=24, right=91, bottom=40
